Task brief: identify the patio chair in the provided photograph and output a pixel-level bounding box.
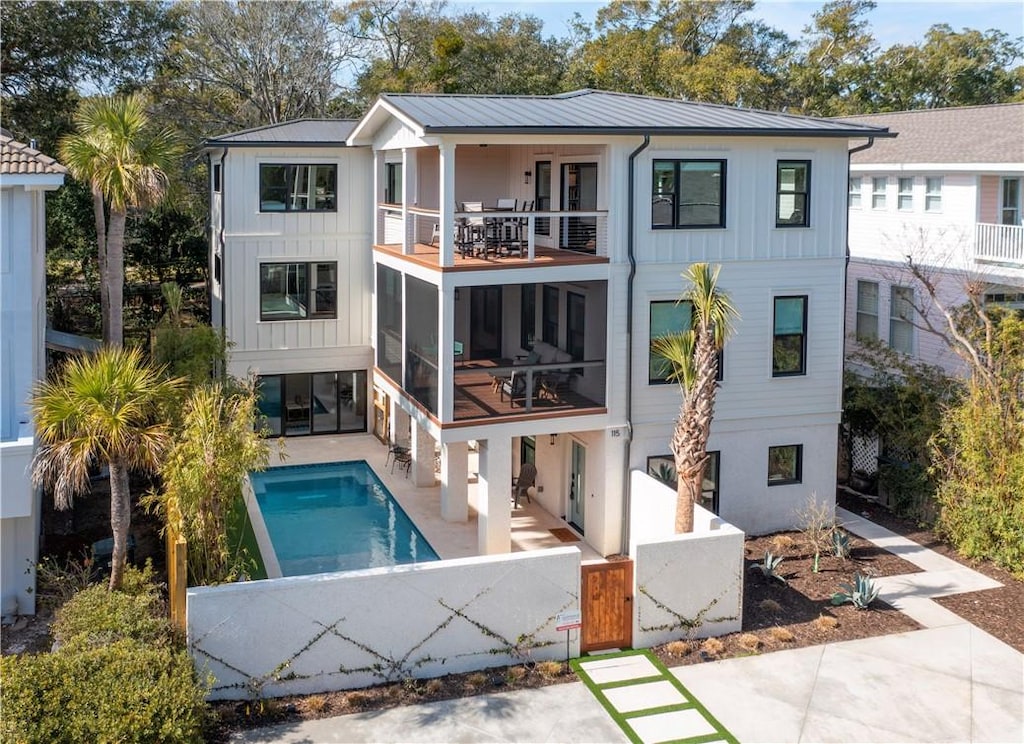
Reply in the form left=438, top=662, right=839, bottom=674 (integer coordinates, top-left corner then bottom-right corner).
left=513, top=462, right=537, bottom=507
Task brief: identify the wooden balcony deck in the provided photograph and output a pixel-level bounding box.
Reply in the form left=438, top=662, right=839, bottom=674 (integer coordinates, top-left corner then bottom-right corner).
left=452, top=364, right=605, bottom=425
left=374, top=242, right=609, bottom=273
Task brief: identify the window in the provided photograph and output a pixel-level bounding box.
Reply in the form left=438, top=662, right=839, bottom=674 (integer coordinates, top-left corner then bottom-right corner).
left=376, top=265, right=402, bottom=383
left=889, top=286, right=914, bottom=355
left=542, top=285, right=559, bottom=345
left=256, top=371, right=367, bottom=437
left=212, top=163, right=222, bottom=193
left=772, top=296, right=807, bottom=376
left=647, top=455, right=677, bottom=489
left=259, top=262, right=337, bottom=321
left=848, top=176, right=862, bottom=208
left=1000, top=178, right=1020, bottom=225
left=259, top=164, right=336, bottom=212
left=649, top=300, right=691, bottom=383
left=535, top=161, right=551, bottom=235
left=776, top=161, right=810, bottom=227
left=652, top=159, right=726, bottom=228
left=521, top=436, right=536, bottom=466
left=925, top=177, right=942, bottom=212
left=768, top=445, right=802, bottom=485
left=520, top=284, right=536, bottom=350
left=871, top=177, right=887, bottom=209
left=701, top=451, right=720, bottom=514
left=855, top=280, right=879, bottom=341
left=898, top=177, right=914, bottom=211
left=384, top=162, right=402, bottom=204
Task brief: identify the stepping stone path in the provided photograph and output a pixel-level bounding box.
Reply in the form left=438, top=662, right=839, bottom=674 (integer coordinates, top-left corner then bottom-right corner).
left=572, top=650, right=737, bottom=744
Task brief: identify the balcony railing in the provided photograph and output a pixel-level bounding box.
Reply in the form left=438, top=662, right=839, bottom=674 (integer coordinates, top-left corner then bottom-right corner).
left=975, top=223, right=1024, bottom=267
left=452, top=359, right=606, bottom=422
left=377, top=205, right=609, bottom=265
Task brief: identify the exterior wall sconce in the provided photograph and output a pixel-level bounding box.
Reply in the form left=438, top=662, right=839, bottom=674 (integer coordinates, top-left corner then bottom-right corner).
left=524, top=170, right=532, bottom=185
left=549, top=433, right=557, bottom=446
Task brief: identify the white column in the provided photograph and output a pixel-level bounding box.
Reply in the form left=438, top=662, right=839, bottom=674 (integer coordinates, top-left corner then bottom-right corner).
left=439, top=143, right=456, bottom=267
left=440, top=440, right=469, bottom=522
left=392, top=405, right=411, bottom=447
left=410, top=419, right=435, bottom=487
left=373, top=150, right=385, bottom=245
left=401, top=148, right=417, bottom=254
left=477, top=435, right=512, bottom=555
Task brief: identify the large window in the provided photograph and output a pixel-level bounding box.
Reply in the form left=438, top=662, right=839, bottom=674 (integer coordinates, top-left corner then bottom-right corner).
left=848, top=176, right=861, bottom=208
left=776, top=161, right=810, bottom=227
left=384, top=162, right=402, bottom=204
left=542, top=285, right=559, bottom=345
left=898, top=177, right=914, bottom=211
left=925, top=177, right=943, bottom=213
left=649, top=300, right=691, bottom=384
left=652, top=159, right=726, bottom=228
left=855, top=280, right=879, bottom=341
left=871, top=177, right=887, bottom=209
left=259, top=164, right=336, bottom=212
left=259, top=262, right=337, bottom=320
left=768, top=445, right=802, bottom=485
left=773, top=296, right=807, bottom=376
left=1001, top=178, right=1021, bottom=225
left=646, top=452, right=720, bottom=514
left=376, top=265, right=402, bottom=383
left=535, top=161, right=551, bottom=235
left=520, top=284, right=536, bottom=350
left=889, top=286, right=914, bottom=355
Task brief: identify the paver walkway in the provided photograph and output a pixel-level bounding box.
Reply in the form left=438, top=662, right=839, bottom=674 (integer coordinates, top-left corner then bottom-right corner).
left=572, top=650, right=737, bottom=744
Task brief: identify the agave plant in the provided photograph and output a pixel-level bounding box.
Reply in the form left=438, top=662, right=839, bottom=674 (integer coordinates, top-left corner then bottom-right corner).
left=831, top=573, right=881, bottom=609
left=749, top=551, right=787, bottom=585
left=832, top=529, right=851, bottom=559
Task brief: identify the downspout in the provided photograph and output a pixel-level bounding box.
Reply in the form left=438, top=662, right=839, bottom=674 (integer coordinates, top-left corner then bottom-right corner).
left=621, top=135, right=650, bottom=555
left=216, top=148, right=227, bottom=337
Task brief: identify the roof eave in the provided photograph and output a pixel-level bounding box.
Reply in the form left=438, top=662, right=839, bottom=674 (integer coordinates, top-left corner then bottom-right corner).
left=203, top=139, right=352, bottom=149
left=421, top=125, right=894, bottom=138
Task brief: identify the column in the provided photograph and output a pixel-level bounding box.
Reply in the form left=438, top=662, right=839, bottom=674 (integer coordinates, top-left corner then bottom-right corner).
left=440, top=441, right=469, bottom=522
left=410, top=419, right=435, bottom=488
left=439, top=142, right=456, bottom=267
left=391, top=404, right=411, bottom=447
left=373, top=150, right=385, bottom=245
left=477, top=435, right=512, bottom=555
left=401, top=148, right=417, bottom=254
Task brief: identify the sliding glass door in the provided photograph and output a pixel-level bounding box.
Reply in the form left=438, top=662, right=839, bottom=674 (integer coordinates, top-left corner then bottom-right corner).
left=258, top=370, right=367, bottom=437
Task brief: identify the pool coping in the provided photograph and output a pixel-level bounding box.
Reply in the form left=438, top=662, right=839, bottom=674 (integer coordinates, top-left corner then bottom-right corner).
left=244, top=473, right=283, bottom=579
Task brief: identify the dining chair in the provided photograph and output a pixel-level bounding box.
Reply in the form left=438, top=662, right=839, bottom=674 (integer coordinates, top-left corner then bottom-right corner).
left=460, top=202, right=486, bottom=256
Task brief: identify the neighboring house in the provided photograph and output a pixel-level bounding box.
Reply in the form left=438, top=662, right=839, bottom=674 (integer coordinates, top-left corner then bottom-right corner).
left=210, top=90, right=889, bottom=558
left=840, top=104, right=1024, bottom=376
left=0, top=132, right=66, bottom=616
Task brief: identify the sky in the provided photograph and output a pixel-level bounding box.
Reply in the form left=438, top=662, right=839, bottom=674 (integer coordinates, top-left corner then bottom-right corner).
left=450, top=0, right=1024, bottom=47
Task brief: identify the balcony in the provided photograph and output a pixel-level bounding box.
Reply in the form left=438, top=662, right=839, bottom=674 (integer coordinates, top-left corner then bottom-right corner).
left=975, top=223, right=1024, bottom=267
left=376, top=206, right=609, bottom=271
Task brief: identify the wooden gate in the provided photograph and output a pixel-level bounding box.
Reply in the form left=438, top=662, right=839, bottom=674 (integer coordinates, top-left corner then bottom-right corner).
left=580, top=559, right=633, bottom=652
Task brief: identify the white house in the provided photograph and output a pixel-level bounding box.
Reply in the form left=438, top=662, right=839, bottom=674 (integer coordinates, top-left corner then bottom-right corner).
left=840, top=104, right=1024, bottom=375
left=0, top=132, right=66, bottom=617
left=210, top=91, right=890, bottom=560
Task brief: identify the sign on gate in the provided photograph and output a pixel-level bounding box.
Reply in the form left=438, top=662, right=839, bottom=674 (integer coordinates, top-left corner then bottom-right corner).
left=555, top=609, right=582, bottom=631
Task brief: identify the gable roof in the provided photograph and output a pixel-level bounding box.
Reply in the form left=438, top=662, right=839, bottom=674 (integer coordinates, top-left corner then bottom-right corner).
left=205, top=119, right=359, bottom=148
left=350, top=89, right=892, bottom=141
left=838, top=104, right=1024, bottom=165
left=0, top=134, right=67, bottom=176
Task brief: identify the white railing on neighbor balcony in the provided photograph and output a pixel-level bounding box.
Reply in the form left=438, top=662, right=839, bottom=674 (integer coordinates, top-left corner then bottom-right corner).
left=975, top=223, right=1024, bottom=267
left=376, top=204, right=609, bottom=264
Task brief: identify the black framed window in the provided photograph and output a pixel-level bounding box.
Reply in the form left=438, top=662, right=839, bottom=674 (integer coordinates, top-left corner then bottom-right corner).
left=521, top=436, right=536, bottom=466
left=652, top=159, right=726, bottom=229
left=259, top=262, right=337, bottom=320
left=259, top=164, right=336, bottom=212
left=535, top=161, right=551, bottom=235
left=701, top=451, right=720, bottom=514
left=768, top=444, right=802, bottom=485
left=776, top=161, right=810, bottom=227
left=542, top=285, right=559, bottom=345
left=649, top=300, right=723, bottom=384
left=384, top=162, right=402, bottom=204
left=521, top=284, right=536, bottom=349
left=256, top=371, right=367, bottom=437
left=773, top=295, right=807, bottom=376
left=212, top=163, right=222, bottom=193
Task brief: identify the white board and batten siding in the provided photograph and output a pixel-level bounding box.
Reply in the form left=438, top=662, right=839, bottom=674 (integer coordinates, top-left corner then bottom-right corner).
left=218, top=145, right=374, bottom=379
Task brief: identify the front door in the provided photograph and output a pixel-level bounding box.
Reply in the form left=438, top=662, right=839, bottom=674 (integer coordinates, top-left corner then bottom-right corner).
left=469, top=286, right=502, bottom=360
left=569, top=440, right=586, bottom=533
left=560, top=162, right=598, bottom=252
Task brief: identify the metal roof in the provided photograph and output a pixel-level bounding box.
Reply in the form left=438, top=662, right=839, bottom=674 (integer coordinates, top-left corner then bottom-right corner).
left=1, top=135, right=67, bottom=176
left=374, top=89, right=892, bottom=138
left=205, top=119, right=358, bottom=147
left=838, top=104, right=1024, bottom=164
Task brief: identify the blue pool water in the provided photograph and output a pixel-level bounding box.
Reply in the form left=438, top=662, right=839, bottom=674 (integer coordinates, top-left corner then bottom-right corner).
left=250, top=461, right=439, bottom=577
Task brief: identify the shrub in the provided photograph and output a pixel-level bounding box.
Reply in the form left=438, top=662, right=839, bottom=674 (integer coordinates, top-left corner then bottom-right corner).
left=813, top=615, right=839, bottom=632
left=0, top=641, right=207, bottom=744
left=769, top=627, right=795, bottom=643
left=832, top=529, right=852, bottom=559
left=737, top=633, right=761, bottom=652
left=769, top=534, right=796, bottom=554
left=424, top=678, right=444, bottom=695
left=298, top=694, right=329, bottom=715
left=535, top=660, right=564, bottom=679
left=749, top=551, right=787, bottom=584
left=831, top=573, right=881, bottom=610
left=700, top=637, right=726, bottom=658
left=664, top=640, right=692, bottom=657
left=759, top=598, right=783, bottom=614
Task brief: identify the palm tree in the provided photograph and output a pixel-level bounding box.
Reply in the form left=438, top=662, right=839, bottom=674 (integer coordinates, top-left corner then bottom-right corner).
left=31, top=347, right=183, bottom=590
left=58, top=94, right=181, bottom=345
left=652, top=263, right=738, bottom=533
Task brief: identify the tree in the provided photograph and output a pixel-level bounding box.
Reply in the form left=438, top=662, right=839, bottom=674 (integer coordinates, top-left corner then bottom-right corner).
left=652, top=263, right=738, bottom=533
left=30, top=347, right=184, bottom=591
left=58, top=94, right=181, bottom=345
left=146, top=382, right=272, bottom=585
left=151, top=282, right=228, bottom=387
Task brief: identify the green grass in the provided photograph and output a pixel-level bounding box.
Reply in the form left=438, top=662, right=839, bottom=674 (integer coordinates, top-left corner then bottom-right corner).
left=226, top=496, right=267, bottom=580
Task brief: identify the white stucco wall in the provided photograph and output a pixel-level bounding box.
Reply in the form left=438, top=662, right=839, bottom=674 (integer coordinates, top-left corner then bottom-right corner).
left=188, top=547, right=581, bottom=700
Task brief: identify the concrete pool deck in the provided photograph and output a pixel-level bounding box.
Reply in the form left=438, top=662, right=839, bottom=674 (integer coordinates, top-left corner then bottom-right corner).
left=264, top=434, right=605, bottom=562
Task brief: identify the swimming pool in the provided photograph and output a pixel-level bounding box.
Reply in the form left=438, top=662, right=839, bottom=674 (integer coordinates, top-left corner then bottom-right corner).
left=248, top=461, right=439, bottom=577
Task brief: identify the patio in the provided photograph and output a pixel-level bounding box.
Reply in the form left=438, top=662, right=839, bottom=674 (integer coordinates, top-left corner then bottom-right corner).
left=265, top=434, right=604, bottom=562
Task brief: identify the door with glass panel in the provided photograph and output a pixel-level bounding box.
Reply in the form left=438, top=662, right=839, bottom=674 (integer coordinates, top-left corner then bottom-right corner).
left=569, top=440, right=586, bottom=533
left=560, top=163, right=598, bottom=252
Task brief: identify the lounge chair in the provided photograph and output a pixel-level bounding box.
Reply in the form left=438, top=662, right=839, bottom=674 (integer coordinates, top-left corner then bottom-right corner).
left=514, top=462, right=537, bottom=507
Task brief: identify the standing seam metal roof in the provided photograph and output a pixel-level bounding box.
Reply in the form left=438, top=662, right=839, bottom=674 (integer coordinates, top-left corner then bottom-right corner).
left=378, top=89, right=891, bottom=137
left=205, top=119, right=359, bottom=147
